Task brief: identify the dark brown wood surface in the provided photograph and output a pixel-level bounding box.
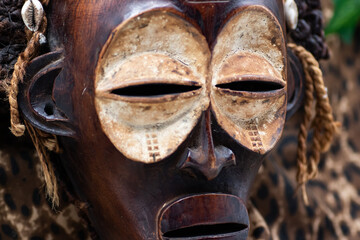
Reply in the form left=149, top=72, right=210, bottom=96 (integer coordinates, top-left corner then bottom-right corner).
left=18, top=1, right=305, bottom=239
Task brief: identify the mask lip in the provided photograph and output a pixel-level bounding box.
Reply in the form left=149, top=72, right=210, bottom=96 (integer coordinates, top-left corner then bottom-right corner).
left=158, top=193, right=249, bottom=240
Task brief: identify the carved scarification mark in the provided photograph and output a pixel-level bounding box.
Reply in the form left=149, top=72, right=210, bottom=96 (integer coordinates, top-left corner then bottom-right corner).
left=247, top=122, right=264, bottom=153
left=146, top=133, right=160, bottom=162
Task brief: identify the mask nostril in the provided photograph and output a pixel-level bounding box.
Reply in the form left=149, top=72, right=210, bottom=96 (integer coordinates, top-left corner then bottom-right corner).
left=214, top=146, right=236, bottom=167
left=179, top=146, right=235, bottom=180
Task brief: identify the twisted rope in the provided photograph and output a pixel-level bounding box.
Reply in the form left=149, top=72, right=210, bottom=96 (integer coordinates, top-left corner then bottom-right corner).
left=9, top=33, right=40, bottom=136
left=8, top=14, right=47, bottom=136
left=25, top=121, right=60, bottom=207
left=6, top=0, right=61, bottom=207
left=288, top=43, right=340, bottom=204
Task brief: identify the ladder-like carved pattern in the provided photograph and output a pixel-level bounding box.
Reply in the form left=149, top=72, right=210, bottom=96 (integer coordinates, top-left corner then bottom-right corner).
left=146, top=133, right=160, bottom=162
left=247, top=122, right=264, bottom=153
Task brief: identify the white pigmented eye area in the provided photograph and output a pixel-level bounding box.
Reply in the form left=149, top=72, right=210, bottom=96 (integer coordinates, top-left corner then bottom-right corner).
left=94, top=7, right=288, bottom=162
left=96, top=91, right=202, bottom=127
left=211, top=86, right=287, bottom=155
left=94, top=11, right=210, bottom=163
left=95, top=53, right=206, bottom=95
left=213, top=87, right=286, bottom=127
left=210, top=6, right=287, bottom=154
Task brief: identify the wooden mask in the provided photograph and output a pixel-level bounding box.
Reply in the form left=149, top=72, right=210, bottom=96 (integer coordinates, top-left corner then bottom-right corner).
left=18, top=0, right=304, bottom=239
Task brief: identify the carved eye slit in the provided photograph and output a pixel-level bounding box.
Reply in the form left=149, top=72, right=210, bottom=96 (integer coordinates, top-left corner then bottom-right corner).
left=111, top=83, right=201, bottom=98
left=216, top=80, right=284, bottom=93
left=162, top=223, right=247, bottom=238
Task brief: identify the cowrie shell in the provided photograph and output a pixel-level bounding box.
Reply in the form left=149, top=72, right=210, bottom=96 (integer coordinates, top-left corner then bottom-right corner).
left=284, top=0, right=298, bottom=30
left=21, top=0, right=44, bottom=32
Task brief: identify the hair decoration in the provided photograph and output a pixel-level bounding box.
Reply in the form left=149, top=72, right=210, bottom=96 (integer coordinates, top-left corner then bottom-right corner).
left=7, top=0, right=58, bottom=206
left=284, top=0, right=299, bottom=30
left=290, top=0, right=329, bottom=60
left=21, top=0, right=44, bottom=32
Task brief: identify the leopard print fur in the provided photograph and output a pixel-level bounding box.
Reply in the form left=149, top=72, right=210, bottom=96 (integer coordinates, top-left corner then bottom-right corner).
left=0, top=146, right=90, bottom=239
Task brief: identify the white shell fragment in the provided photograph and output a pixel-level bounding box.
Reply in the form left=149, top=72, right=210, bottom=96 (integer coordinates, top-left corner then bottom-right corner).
left=21, top=0, right=44, bottom=32
left=38, top=33, right=47, bottom=44
left=284, top=0, right=299, bottom=30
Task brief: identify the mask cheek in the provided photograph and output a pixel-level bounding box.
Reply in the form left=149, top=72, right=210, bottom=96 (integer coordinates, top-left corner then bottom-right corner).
left=95, top=93, right=208, bottom=163
left=211, top=88, right=286, bottom=154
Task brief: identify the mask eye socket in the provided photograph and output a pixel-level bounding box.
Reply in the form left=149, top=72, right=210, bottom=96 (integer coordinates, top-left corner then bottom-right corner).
left=215, top=80, right=284, bottom=93
left=211, top=78, right=287, bottom=154
left=110, top=83, right=201, bottom=100
left=214, top=77, right=286, bottom=100
left=94, top=10, right=211, bottom=163
left=209, top=5, right=288, bottom=155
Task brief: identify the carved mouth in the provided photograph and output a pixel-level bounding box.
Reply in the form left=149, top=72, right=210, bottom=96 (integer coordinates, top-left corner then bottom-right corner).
left=159, top=194, right=249, bottom=239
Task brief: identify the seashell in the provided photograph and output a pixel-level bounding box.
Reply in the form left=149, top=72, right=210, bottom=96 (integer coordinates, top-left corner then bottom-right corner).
left=21, top=0, right=44, bottom=32
left=284, top=0, right=299, bottom=30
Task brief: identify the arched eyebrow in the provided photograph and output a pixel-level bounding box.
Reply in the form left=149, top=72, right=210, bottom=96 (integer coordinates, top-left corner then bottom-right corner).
left=211, top=5, right=287, bottom=83
left=95, top=10, right=211, bottom=93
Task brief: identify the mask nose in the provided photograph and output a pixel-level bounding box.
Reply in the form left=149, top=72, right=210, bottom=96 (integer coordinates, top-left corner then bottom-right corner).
left=179, top=108, right=236, bottom=180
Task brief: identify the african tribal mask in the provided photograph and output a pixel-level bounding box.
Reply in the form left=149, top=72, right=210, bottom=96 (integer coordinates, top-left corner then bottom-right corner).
left=18, top=0, right=305, bottom=239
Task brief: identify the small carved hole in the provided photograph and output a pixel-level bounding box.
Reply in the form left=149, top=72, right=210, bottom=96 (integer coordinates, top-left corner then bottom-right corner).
left=111, top=83, right=201, bottom=97
left=44, top=103, right=54, bottom=116
left=216, top=81, right=283, bottom=92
